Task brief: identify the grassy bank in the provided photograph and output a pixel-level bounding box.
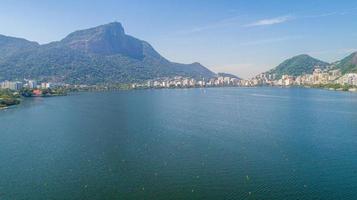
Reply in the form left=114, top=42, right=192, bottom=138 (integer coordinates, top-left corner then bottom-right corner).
left=0, top=89, right=20, bottom=108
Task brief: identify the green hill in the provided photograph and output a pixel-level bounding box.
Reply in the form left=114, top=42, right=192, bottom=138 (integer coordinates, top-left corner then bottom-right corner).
left=335, top=52, right=357, bottom=74
left=268, top=54, right=329, bottom=79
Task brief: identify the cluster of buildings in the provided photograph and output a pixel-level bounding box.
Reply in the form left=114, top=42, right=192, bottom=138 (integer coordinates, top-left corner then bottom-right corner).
left=3, top=68, right=357, bottom=92
left=0, top=80, right=54, bottom=91
left=250, top=68, right=357, bottom=87
left=335, top=73, right=357, bottom=86
left=132, top=76, right=243, bottom=89
left=131, top=68, right=357, bottom=90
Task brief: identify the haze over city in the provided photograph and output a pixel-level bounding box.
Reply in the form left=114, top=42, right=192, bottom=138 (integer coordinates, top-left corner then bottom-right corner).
left=1, top=0, right=357, bottom=78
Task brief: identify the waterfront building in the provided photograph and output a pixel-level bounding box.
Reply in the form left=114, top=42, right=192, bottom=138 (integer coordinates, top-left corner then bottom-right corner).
left=153, top=81, right=161, bottom=87
left=32, top=89, right=43, bottom=96
left=28, top=80, right=37, bottom=89
left=337, top=73, right=357, bottom=86
left=41, top=82, right=52, bottom=89
left=328, top=70, right=342, bottom=81
left=147, top=81, right=153, bottom=87
left=223, top=77, right=230, bottom=85
left=0, top=81, right=23, bottom=90
left=182, top=79, right=189, bottom=87
left=198, top=80, right=205, bottom=87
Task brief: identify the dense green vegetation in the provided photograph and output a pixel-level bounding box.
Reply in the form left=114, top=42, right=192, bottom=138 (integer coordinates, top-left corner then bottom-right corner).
left=0, top=89, right=20, bottom=108
left=334, top=52, right=357, bottom=74
left=267, top=52, right=357, bottom=79
left=0, top=87, right=69, bottom=108
left=19, top=88, right=68, bottom=97
left=0, top=35, right=39, bottom=61
left=309, top=83, right=356, bottom=91
left=0, top=22, right=215, bottom=84
left=268, top=54, right=329, bottom=79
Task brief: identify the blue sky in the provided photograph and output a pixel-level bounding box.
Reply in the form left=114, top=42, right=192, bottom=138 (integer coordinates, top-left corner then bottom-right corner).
left=0, top=0, right=357, bottom=78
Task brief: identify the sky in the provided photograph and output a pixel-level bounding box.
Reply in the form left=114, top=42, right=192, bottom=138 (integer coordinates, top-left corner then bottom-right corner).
left=0, top=0, right=357, bottom=78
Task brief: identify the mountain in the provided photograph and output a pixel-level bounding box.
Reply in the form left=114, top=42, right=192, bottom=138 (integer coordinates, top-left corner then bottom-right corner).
left=60, top=22, right=145, bottom=59
left=0, top=22, right=215, bottom=84
left=217, top=72, right=240, bottom=79
left=0, top=35, right=39, bottom=60
left=268, top=54, right=329, bottom=79
left=334, top=52, right=357, bottom=74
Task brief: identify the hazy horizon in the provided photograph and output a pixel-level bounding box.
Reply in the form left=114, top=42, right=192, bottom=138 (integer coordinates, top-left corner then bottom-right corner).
left=1, top=0, right=357, bottom=78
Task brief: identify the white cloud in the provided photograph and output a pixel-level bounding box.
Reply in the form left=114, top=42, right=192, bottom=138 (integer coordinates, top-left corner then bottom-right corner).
left=245, top=15, right=293, bottom=27
left=244, top=7, right=357, bottom=28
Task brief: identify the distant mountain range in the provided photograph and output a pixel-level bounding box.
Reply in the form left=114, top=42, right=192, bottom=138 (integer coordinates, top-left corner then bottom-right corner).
left=0, top=22, right=215, bottom=84
left=266, top=52, right=357, bottom=79
left=217, top=72, right=240, bottom=79
left=1, top=22, right=356, bottom=83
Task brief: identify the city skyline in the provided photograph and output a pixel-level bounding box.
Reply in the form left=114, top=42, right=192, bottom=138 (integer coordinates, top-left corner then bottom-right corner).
left=1, top=0, right=357, bottom=78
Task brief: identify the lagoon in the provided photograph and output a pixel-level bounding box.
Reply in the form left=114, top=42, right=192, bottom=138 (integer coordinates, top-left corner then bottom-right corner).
left=1, top=88, right=357, bottom=199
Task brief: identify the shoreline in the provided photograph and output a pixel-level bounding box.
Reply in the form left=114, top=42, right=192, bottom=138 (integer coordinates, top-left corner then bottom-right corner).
left=1, top=86, right=356, bottom=111
left=130, top=85, right=357, bottom=93
left=0, top=89, right=68, bottom=111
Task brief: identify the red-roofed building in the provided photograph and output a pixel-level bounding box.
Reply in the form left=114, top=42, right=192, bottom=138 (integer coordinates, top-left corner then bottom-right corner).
left=32, top=89, right=42, bottom=96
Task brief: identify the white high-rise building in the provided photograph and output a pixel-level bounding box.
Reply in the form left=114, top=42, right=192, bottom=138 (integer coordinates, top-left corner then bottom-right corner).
left=0, top=81, right=23, bottom=90
left=28, top=80, right=37, bottom=89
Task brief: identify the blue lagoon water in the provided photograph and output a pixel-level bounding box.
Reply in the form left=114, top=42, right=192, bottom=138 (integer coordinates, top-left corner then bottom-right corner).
left=0, top=88, right=357, bottom=199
